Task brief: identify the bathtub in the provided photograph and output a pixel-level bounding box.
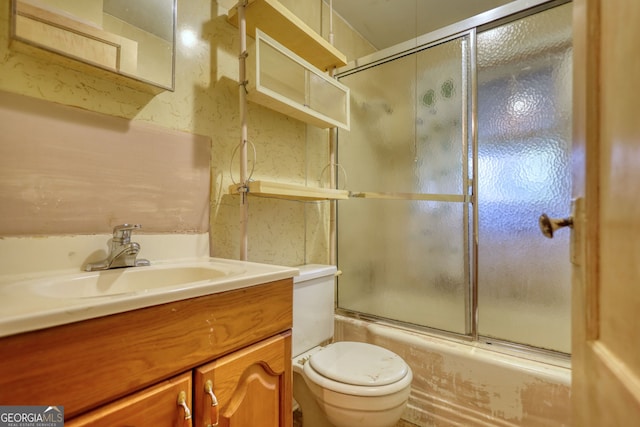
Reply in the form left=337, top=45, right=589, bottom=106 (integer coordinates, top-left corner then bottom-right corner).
left=334, top=315, right=571, bottom=427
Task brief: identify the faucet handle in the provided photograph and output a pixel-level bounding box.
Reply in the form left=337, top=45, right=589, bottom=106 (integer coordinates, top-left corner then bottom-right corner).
left=112, top=224, right=142, bottom=243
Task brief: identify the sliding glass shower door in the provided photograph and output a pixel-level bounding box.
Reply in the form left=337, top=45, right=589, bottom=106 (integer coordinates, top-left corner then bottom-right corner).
left=337, top=35, right=471, bottom=334
left=476, top=4, right=573, bottom=353
left=336, top=2, right=572, bottom=353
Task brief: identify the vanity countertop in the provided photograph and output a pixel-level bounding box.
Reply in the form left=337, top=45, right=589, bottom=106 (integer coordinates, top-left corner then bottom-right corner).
left=0, top=257, right=298, bottom=338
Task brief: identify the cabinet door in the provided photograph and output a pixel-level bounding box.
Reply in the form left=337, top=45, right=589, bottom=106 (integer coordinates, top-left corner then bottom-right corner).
left=66, top=372, right=192, bottom=427
left=195, top=332, right=292, bottom=427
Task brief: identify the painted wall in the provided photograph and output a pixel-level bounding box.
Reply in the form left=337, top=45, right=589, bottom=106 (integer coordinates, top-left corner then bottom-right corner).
left=0, top=0, right=375, bottom=266
left=0, top=92, right=211, bottom=236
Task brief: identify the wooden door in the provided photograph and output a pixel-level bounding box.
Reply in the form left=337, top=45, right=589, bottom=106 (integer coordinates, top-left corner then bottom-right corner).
left=194, top=332, right=292, bottom=427
left=572, top=0, right=640, bottom=424
left=66, top=372, right=192, bottom=427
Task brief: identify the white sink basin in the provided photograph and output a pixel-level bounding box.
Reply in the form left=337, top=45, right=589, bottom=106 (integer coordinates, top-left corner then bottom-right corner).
left=0, top=258, right=298, bottom=338
left=32, top=265, right=239, bottom=299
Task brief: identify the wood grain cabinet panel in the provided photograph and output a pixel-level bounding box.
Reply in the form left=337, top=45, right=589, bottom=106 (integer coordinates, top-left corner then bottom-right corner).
left=195, top=333, right=293, bottom=427
left=66, top=373, right=192, bottom=427
left=66, top=333, right=292, bottom=427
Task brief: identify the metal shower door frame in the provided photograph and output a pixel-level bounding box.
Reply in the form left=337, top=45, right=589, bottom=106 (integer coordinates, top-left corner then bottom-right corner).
left=335, top=0, right=572, bottom=360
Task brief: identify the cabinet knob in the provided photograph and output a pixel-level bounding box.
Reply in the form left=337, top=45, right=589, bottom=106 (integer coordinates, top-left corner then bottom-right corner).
left=177, top=390, right=192, bottom=427
left=205, top=380, right=220, bottom=427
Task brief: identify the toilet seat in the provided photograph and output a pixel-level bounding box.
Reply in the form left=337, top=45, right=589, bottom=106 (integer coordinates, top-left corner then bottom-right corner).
left=303, top=342, right=412, bottom=397
left=310, top=342, right=408, bottom=386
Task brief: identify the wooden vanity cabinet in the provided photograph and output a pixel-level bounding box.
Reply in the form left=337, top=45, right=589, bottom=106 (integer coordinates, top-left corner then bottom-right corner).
left=67, top=333, right=292, bottom=427
left=0, top=278, right=293, bottom=427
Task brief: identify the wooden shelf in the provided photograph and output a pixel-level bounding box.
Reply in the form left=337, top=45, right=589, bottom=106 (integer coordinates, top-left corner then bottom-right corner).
left=228, top=180, right=349, bottom=201
left=227, top=0, right=347, bottom=71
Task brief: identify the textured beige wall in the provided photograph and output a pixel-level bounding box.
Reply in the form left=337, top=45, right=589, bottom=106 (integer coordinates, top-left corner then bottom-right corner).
left=0, top=0, right=375, bottom=265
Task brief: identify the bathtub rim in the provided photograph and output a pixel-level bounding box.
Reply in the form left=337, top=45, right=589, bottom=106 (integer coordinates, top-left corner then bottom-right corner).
left=335, top=310, right=571, bottom=371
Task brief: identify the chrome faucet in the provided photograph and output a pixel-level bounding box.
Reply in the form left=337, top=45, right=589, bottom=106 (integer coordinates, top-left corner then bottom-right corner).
left=84, top=224, right=151, bottom=271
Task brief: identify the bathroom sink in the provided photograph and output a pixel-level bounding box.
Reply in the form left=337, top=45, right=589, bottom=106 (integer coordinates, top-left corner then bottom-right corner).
left=29, top=265, right=238, bottom=299
left=0, top=258, right=299, bottom=338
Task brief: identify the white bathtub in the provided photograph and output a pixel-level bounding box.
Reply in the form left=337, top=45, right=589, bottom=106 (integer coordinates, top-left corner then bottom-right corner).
left=334, top=315, right=571, bottom=427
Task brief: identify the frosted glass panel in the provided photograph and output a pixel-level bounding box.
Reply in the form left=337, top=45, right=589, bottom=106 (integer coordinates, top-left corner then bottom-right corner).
left=416, top=40, right=467, bottom=194
left=476, top=4, right=572, bottom=353
left=337, top=36, right=469, bottom=334
left=340, top=54, right=417, bottom=192
left=338, top=200, right=467, bottom=333
left=259, top=40, right=305, bottom=105
left=309, top=74, right=347, bottom=123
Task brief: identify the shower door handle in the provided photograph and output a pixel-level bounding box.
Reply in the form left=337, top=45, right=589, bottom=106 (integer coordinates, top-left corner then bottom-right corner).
left=538, top=213, right=573, bottom=238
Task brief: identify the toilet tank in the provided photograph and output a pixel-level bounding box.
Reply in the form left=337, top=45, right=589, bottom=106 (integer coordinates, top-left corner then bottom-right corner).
left=292, top=264, right=337, bottom=357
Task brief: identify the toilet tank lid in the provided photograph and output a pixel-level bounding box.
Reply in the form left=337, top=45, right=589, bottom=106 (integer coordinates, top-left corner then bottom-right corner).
left=293, top=264, right=337, bottom=283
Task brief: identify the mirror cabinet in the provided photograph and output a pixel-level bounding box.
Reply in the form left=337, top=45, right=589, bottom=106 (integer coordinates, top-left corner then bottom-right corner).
left=11, top=0, right=176, bottom=92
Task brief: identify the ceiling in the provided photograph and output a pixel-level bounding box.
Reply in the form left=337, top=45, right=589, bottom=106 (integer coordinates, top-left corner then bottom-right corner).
left=330, top=0, right=516, bottom=49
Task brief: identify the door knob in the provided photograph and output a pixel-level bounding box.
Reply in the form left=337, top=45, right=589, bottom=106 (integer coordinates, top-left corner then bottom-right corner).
left=539, top=213, right=573, bottom=238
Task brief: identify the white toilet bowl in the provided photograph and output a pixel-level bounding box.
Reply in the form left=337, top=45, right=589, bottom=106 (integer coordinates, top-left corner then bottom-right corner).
left=291, top=265, right=412, bottom=427
left=293, top=341, right=412, bottom=427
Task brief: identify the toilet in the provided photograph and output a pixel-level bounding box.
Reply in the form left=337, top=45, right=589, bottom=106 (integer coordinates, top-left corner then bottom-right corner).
left=292, top=265, right=412, bottom=427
